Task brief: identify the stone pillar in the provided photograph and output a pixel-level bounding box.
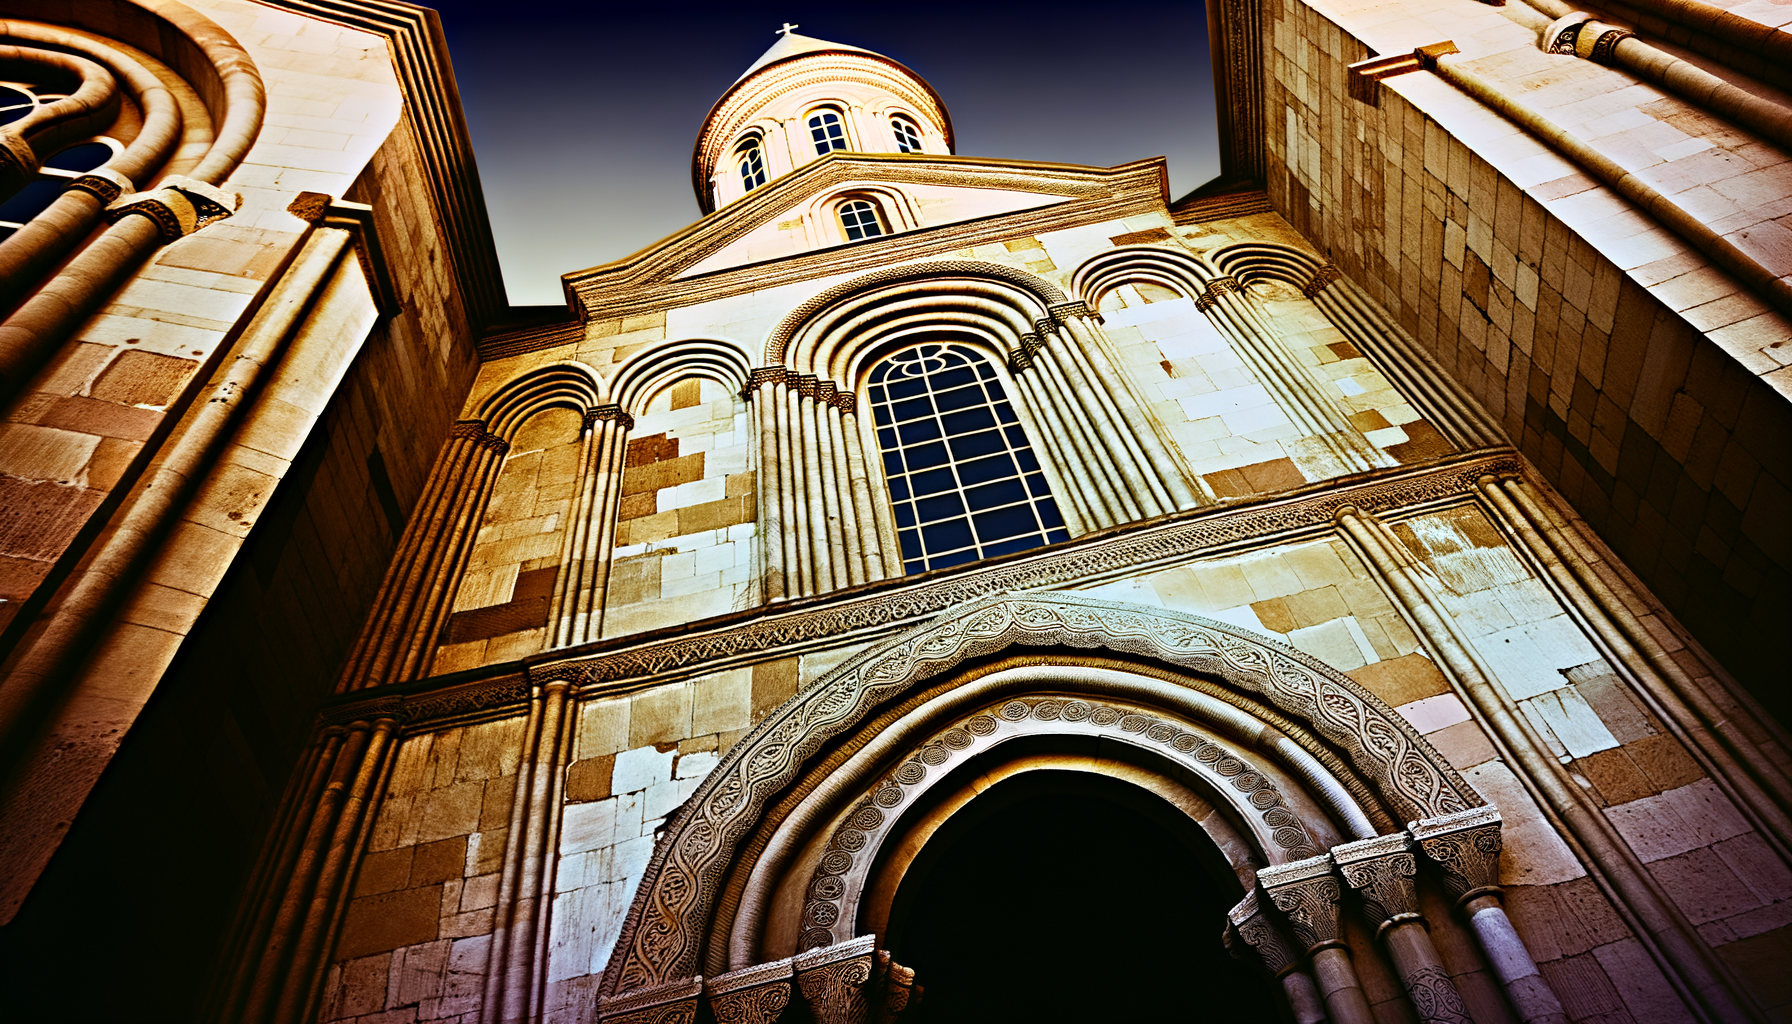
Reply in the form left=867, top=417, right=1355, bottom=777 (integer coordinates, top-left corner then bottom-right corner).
left=1410, top=807, right=1569, bottom=1024
left=707, top=958, right=793, bottom=1024
left=1228, top=889, right=1328, bottom=1024
left=1333, top=833, right=1473, bottom=1024
left=1259, top=854, right=1377, bottom=1024
left=597, top=976, right=703, bottom=1024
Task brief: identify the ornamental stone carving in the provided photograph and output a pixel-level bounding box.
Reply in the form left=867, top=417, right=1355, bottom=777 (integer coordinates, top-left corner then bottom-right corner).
left=1332, top=832, right=1422, bottom=936
left=599, top=592, right=1482, bottom=996
left=1409, top=805, right=1503, bottom=905
left=1228, top=889, right=1304, bottom=976
left=795, top=936, right=877, bottom=1024
left=104, top=174, right=240, bottom=241
left=1259, top=854, right=1347, bottom=953
left=707, top=958, right=793, bottom=1024
left=597, top=976, right=703, bottom=1024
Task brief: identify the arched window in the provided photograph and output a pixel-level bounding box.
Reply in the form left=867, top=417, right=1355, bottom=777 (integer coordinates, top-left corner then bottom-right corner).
left=808, top=108, right=847, bottom=154
left=837, top=199, right=885, bottom=241
left=737, top=137, right=766, bottom=192
left=868, top=343, right=1068, bottom=574
left=0, top=135, right=119, bottom=241
left=891, top=115, right=923, bottom=154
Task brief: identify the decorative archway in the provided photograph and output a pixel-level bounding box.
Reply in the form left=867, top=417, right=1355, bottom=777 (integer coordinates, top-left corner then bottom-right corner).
left=591, top=592, right=1533, bottom=1024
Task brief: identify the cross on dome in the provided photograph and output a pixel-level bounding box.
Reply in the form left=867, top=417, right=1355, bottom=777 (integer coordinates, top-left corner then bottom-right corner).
left=777, top=22, right=799, bottom=36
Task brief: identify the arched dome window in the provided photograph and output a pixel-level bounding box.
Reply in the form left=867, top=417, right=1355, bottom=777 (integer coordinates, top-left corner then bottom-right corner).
left=837, top=198, right=886, bottom=241
left=808, top=107, right=847, bottom=155
left=868, top=343, right=1068, bottom=574
left=0, top=135, right=120, bottom=241
left=736, top=136, right=766, bottom=192
left=891, top=115, right=923, bottom=153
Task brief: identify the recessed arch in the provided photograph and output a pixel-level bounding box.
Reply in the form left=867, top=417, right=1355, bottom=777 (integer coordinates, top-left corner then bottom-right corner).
left=609, top=337, right=752, bottom=416
left=597, top=591, right=1478, bottom=998
left=1070, top=243, right=1215, bottom=310
left=475, top=360, right=609, bottom=438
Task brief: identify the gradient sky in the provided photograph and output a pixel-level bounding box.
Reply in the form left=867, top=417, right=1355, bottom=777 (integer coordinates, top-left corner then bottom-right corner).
left=422, top=1, right=1220, bottom=306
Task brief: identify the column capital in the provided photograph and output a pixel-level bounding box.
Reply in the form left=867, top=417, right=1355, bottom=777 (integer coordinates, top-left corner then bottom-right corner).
left=1302, top=263, right=1342, bottom=298
left=104, top=174, right=240, bottom=242
left=1333, top=833, right=1424, bottom=938
left=1409, top=805, right=1504, bottom=906
left=597, top=975, right=703, bottom=1024
left=1259, top=853, right=1347, bottom=954
left=1195, top=275, right=1242, bottom=311
left=1228, top=888, right=1306, bottom=977
left=795, top=936, right=876, bottom=1024
left=586, top=403, right=635, bottom=430
left=707, top=958, right=793, bottom=1024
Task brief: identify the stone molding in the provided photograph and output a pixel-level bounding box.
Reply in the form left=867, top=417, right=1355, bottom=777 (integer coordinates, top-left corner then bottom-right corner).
left=598, top=590, right=1478, bottom=995
left=597, top=975, right=703, bottom=1024
left=318, top=452, right=1524, bottom=727
left=797, top=693, right=1324, bottom=950
left=765, top=258, right=1067, bottom=364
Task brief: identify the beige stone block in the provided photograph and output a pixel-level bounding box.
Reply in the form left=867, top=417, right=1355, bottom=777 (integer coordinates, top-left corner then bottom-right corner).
left=455, top=718, right=523, bottom=783
left=628, top=683, right=691, bottom=748
left=577, top=698, right=629, bottom=759
left=752, top=657, right=800, bottom=721
left=0, top=423, right=99, bottom=482
left=691, top=668, right=751, bottom=735
left=332, top=952, right=390, bottom=1017
left=1347, top=652, right=1451, bottom=706
left=1465, top=760, right=1586, bottom=885
left=412, top=781, right=483, bottom=845
left=411, top=836, right=467, bottom=887
left=355, top=846, right=414, bottom=896
left=336, top=886, right=442, bottom=960
left=1190, top=561, right=1256, bottom=608
left=1428, top=719, right=1499, bottom=769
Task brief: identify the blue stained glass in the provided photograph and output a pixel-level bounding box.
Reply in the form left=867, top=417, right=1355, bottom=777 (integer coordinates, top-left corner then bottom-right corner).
left=1046, top=528, right=1071, bottom=544
left=0, top=179, right=62, bottom=225
left=867, top=341, right=1068, bottom=576
left=45, top=142, right=111, bottom=172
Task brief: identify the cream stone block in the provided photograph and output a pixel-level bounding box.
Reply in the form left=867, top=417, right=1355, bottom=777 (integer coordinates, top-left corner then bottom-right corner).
left=1178, top=383, right=1277, bottom=422
left=1464, top=760, right=1587, bottom=885
left=577, top=699, right=630, bottom=760
left=1287, top=618, right=1369, bottom=671
left=611, top=746, right=675, bottom=796
left=800, top=642, right=871, bottom=685
left=0, top=424, right=100, bottom=482
left=1396, top=692, right=1473, bottom=733
left=1474, top=615, right=1604, bottom=700
left=560, top=799, right=617, bottom=856
left=1521, top=687, right=1620, bottom=758
left=691, top=668, right=751, bottom=735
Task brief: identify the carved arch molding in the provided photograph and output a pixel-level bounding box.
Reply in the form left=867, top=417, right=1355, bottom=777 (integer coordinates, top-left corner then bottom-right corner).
left=594, top=591, right=1483, bottom=1021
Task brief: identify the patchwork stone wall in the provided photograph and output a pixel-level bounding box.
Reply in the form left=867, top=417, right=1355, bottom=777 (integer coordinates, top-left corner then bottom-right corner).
left=1260, top=0, right=1792, bottom=707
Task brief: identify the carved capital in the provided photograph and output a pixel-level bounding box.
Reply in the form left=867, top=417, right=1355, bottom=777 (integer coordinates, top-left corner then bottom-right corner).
left=1259, top=854, right=1346, bottom=954
left=587, top=402, right=636, bottom=430
left=1195, top=275, right=1241, bottom=312
left=795, top=935, right=876, bottom=1024
left=1302, top=263, right=1341, bottom=298
left=1047, top=299, right=1095, bottom=321
left=708, top=959, right=793, bottom=1024
left=67, top=166, right=131, bottom=204
left=1333, top=833, right=1423, bottom=937
left=1545, top=13, right=1632, bottom=61
left=1008, top=347, right=1033, bottom=373
left=597, top=976, right=703, bottom=1024
left=1409, top=805, right=1503, bottom=906
left=1227, top=888, right=1305, bottom=977
left=104, top=174, right=240, bottom=242
left=449, top=419, right=488, bottom=441
left=743, top=365, right=790, bottom=399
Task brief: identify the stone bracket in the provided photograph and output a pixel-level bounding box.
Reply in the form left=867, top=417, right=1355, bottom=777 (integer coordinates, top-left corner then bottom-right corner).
left=105, top=174, right=242, bottom=242
left=708, top=957, right=794, bottom=1024
left=1409, top=805, right=1504, bottom=906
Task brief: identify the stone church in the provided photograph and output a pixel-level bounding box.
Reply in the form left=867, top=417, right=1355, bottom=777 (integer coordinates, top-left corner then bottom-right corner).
left=0, top=0, right=1788, bottom=1020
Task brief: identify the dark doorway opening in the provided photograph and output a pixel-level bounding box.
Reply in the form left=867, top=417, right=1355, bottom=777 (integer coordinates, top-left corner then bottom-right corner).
left=883, top=770, right=1280, bottom=1023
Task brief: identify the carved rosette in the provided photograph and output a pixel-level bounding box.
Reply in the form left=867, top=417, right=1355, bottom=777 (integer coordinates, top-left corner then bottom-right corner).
left=1333, top=833, right=1423, bottom=937
left=1260, top=854, right=1347, bottom=954
left=1409, top=806, right=1503, bottom=905
left=795, top=936, right=877, bottom=1024
left=708, top=958, right=794, bottom=1024
left=1228, top=889, right=1304, bottom=977
left=597, top=976, right=703, bottom=1024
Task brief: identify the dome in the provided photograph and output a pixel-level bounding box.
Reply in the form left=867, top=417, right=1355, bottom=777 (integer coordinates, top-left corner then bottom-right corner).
left=692, top=29, right=955, bottom=213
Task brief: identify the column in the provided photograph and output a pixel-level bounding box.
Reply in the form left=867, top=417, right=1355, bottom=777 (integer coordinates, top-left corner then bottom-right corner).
left=1333, top=833, right=1474, bottom=1024
left=1410, top=807, right=1568, bottom=1024
left=1259, top=854, right=1377, bottom=1024
left=1228, top=889, right=1329, bottom=1024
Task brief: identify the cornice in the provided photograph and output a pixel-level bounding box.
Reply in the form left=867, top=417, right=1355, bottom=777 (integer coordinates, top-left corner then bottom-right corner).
left=320, top=449, right=1523, bottom=728
left=547, top=155, right=1168, bottom=336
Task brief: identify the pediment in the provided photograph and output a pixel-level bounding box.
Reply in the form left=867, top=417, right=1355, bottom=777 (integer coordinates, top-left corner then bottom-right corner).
left=560, top=154, right=1170, bottom=320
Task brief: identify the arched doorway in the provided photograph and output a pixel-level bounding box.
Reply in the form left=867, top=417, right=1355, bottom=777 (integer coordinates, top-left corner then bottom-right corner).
left=882, top=769, right=1279, bottom=1022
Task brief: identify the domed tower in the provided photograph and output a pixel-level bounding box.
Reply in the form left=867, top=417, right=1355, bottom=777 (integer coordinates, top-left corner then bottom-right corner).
left=692, top=27, right=955, bottom=213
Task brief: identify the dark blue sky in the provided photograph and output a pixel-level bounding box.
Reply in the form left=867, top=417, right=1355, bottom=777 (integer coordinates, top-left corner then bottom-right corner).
left=423, top=1, right=1219, bottom=305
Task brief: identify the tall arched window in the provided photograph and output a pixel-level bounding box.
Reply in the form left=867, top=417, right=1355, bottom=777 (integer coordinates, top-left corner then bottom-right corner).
left=868, top=343, right=1068, bottom=574
left=837, top=199, right=885, bottom=240
left=808, top=108, right=847, bottom=154
left=737, top=137, right=766, bottom=192
left=891, top=115, right=923, bottom=153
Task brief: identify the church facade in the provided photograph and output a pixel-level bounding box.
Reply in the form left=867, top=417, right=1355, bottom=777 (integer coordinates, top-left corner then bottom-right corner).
left=0, top=1, right=1788, bottom=1022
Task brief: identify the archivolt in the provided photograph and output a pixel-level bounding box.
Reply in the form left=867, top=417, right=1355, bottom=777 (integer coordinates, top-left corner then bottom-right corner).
left=766, top=259, right=1066, bottom=372
left=598, top=591, right=1478, bottom=996
left=476, top=361, right=609, bottom=437
left=1071, top=243, right=1215, bottom=307
left=609, top=337, right=752, bottom=415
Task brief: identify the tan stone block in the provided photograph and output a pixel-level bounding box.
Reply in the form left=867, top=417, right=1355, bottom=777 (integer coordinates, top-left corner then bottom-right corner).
left=355, top=846, right=414, bottom=896
left=389, top=939, right=450, bottom=1008
left=725, top=472, right=755, bottom=497
left=1251, top=597, right=1296, bottom=633
left=336, top=886, right=442, bottom=960
left=439, top=907, right=496, bottom=939
left=410, top=836, right=467, bottom=887
left=456, top=717, right=522, bottom=782
left=621, top=510, right=679, bottom=546
left=692, top=668, right=751, bottom=735
left=40, top=343, right=115, bottom=395
left=1427, top=718, right=1498, bottom=769
left=1284, top=585, right=1349, bottom=627
left=38, top=395, right=161, bottom=442
left=483, top=627, right=545, bottom=661
left=459, top=873, right=500, bottom=913
left=1627, top=733, right=1704, bottom=792
left=414, top=780, right=483, bottom=844
left=88, top=350, right=199, bottom=407
left=187, top=458, right=281, bottom=535
left=1348, top=653, right=1450, bottom=706
left=577, top=698, right=629, bottom=759
left=752, top=657, right=800, bottom=721
left=1192, top=562, right=1256, bottom=608
left=479, top=777, right=514, bottom=832
left=84, top=436, right=140, bottom=490
left=332, top=953, right=390, bottom=1017
left=1577, top=747, right=1654, bottom=806
left=678, top=494, right=752, bottom=536
left=622, top=452, right=705, bottom=496
left=565, top=755, right=614, bottom=803
left=470, top=827, right=507, bottom=876
left=629, top=683, right=691, bottom=748
left=148, top=518, right=243, bottom=598
left=0, top=422, right=100, bottom=482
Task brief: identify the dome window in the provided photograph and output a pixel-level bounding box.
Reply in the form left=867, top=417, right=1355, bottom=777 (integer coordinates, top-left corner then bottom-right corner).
left=809, top=108, right=847, bottom=155
left=891, top=116, right=923, bottom=153
left=737, top=137, right=767, bottom=192
left=838, top=199, right=885, bottom=241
